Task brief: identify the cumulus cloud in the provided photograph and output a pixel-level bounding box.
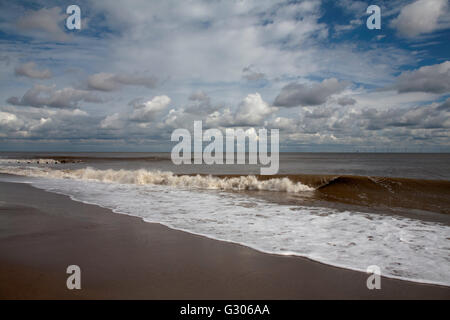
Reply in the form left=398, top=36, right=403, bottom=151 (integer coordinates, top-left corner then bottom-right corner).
left=204, top=108, right=235, bottom=128
left=185, top=91, right=221, bottom=115
left=16, top=7, right=69, bottom=42
left=390, top=0, right=449, bottom=38
left=87, top=72, right=158, bottom=91
left=391, top=61, right=450, bottom=94
left=0, top=111, right=23, bottom=133
left=268, top=116, right=298, bottom=133
left=86, top=0, right=337, bottom=85
left=2, top=1, right=448, bottom=150
left=304, top=106, right=336, bottom=119
left=274, top=78, right=349, bottom=107
left=234, top=93, right=276, bottom=126
left=129, top=95, right=171, bottom=122
left=194, top=93, right=275, bottom=128
left=15, top=62, right=52, bottom=79
left=275, top=98, right=450, bottom=148
left=362, top=99, right=450, bottom=130
left=0, top=105, right=90, bottom=139
left=100, top=113, right=123, bottom=130
left=129, top=92, right=275, bottom=130
left=7, top=85, right=102, bottom=108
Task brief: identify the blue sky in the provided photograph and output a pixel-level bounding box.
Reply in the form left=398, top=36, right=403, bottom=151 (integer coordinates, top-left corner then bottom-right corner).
left=0, top=0, right=449, bottom=152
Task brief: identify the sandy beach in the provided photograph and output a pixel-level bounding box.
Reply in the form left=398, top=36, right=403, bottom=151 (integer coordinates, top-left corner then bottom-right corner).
left=0, top=179, right=449, bottom=299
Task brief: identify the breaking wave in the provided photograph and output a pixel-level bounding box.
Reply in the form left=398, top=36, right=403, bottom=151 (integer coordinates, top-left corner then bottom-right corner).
left=0, top=166, right=314, bottom=193
left=0, top=158, right=63, bottom=165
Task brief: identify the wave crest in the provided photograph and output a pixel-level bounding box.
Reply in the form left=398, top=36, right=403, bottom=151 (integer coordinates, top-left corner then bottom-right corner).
left=0, top=166, right=314, bottom=193
left=0, top=158, right=61, bottom=164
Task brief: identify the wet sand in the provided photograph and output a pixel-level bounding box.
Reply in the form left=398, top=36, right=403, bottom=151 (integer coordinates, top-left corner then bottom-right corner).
left=0, top=180, right=449, bottom=299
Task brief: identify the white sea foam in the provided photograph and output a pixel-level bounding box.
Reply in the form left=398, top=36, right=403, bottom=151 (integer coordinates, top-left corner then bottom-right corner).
left=0, top=166, right=314, bottom=192
left=1, top=165, right=449, bottom=286
left=0, top=158, right=61, bottom=164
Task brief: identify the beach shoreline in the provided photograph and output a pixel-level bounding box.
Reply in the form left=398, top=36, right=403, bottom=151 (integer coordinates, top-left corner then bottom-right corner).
left=0, top=180, right=449, bottom=300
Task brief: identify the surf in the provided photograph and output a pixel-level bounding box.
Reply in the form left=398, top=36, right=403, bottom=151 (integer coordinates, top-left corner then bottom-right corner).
left=0, top=166, right=314, bottom=193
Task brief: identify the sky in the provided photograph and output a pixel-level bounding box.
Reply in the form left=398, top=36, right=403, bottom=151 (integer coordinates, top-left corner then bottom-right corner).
left=0, top=0, right=449, bottom=152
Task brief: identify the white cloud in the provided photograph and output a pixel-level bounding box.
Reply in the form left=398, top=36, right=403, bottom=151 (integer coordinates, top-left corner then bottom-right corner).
left=390, top=0, right=449, bottom=38
left=0, top=111, right=22, bottom=131
left=1, top=0, right=448, bottom=150
left=130, top=95, right=171, bottom=122
left=89, top=0, right=332, bottom=83
left=235, top=93, right=276, bottom=126
left=268, top=116, right=298, bottom=132
left=100, top=113, right=123, bottom=129
left=121, top=92, right=275, bottom=130
left=0, top=105, right=90, bottom=139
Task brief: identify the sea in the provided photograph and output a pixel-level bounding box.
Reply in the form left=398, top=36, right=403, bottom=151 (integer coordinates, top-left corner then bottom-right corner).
left=0, top=152, right=449, bottom=286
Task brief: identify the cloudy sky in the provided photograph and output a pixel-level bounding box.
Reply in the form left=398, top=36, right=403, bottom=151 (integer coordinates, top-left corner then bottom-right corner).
left=0, top=0, right=449, bottom=152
